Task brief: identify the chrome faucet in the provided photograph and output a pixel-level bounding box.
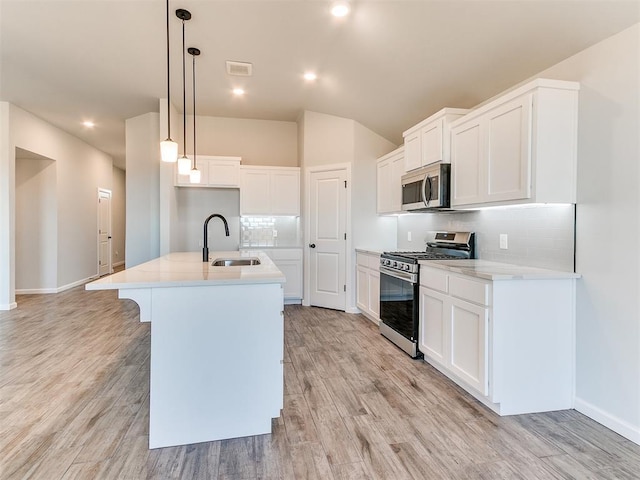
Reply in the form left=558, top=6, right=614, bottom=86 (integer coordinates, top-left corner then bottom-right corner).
left=203, top=214, right=230, bottom=262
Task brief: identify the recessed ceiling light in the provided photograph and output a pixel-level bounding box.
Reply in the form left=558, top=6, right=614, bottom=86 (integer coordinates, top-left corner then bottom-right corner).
left=82, top=121, right=95, bottom=128
left=232, top=88, right=245, bottom=96
left=304, top=72, right=317, bottom=81
left=331, top=2, right=350, bottom=17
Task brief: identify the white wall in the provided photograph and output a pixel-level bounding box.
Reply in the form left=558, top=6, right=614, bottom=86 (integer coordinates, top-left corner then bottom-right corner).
left=173, top=188, right=240, bottom=253
left=0, top=103, right=113, bottom=308
left=112, top=166, right=126, bottom=267
left=125, top=112, right=160, bottom=267
left=15, top=155, right=57, bottom=291
left=299, top=111, right=397, bottom=311
left=300, top=111, right=354, bottom=167
left=397, top=204, right=575, bottom=271
left=534, top=24, right=639, bottom=443
left=0, top=103, right=16, bottom=309
left=189, top=115, right=298, bottom=167
left=352, top=122, right=398, bottom=252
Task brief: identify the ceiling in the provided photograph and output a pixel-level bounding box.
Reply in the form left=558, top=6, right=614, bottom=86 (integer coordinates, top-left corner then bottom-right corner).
left=2, top=1, right=639, bottom=170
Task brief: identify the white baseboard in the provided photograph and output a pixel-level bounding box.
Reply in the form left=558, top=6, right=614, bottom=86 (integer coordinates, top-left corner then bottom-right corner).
left=345, top=306, right=360, bottom=314
left=113, top=261, right=125, bottom=268
left=16, top=287, right=58, bottom=294
left=574, top=397, right=640, bottom=445
left=0, top=302, right=17, bottom=311
left=15, top=275, right=99, bottom=296
left=284, top=298, right=302, bottom=305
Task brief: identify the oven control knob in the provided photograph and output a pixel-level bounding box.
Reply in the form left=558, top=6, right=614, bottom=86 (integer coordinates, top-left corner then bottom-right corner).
left=392, top=261, right=398, bottom=268
left=403, top=264, right=410, bottom=271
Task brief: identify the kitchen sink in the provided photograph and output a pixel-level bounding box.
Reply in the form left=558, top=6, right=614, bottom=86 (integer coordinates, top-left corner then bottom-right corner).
left=211, top=257, right=261, bottom=267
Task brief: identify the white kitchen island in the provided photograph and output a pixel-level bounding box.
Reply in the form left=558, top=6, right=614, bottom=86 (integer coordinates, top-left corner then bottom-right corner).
left=86, top=251, right=285, bottom=449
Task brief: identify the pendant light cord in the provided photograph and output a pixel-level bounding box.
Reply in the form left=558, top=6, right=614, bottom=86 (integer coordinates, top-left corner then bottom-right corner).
left=166, top=0, right=171, bottom=139
left=181, top=17, right=187, bottom=158
left=192, top=53, right=197, bottom=169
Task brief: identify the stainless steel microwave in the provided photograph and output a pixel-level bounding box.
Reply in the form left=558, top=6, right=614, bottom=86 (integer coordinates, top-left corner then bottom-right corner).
left=401, top=163, right=451, bottom=211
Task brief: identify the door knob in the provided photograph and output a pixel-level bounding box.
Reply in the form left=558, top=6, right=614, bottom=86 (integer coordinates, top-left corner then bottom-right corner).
left=309, top=243, right=316, bottom=248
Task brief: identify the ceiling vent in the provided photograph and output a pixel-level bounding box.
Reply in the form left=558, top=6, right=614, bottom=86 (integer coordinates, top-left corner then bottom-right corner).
left=226, top=61, right=253, bottom=76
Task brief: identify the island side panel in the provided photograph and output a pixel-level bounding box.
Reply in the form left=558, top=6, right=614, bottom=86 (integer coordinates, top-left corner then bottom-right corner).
left=148, top=283, right=284, bottom=449
left=118, top=288, right=151, bottom=322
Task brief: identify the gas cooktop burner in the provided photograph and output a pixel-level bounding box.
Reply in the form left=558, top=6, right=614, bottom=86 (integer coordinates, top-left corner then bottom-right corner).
left=380, top=231, right=475, bottom=272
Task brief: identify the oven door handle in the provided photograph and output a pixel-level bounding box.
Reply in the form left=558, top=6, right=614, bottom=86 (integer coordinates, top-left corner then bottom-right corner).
left=380, top=265, right=417, bottom=284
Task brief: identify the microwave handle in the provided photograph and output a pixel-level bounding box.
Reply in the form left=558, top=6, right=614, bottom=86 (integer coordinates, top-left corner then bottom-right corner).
left=422, top=175, right=432, bottom=207
left=421, top=175, right=428, bottom=207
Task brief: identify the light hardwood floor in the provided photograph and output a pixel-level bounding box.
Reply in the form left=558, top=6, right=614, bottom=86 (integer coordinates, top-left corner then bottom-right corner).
left=1, top=286, right=639, bottom=479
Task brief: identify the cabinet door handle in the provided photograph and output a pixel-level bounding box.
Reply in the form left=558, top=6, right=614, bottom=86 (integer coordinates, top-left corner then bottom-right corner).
left=309, top=243, right=316, bottom=248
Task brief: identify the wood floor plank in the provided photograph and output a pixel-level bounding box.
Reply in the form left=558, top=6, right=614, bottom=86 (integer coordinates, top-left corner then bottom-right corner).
left=1, top=289, right=640, bottom=479
left=330, top=461, right=373, bottom=480
left=282, top=393, right=320, bottom=445
left=175, top=441, right=221, bottom=479
left=313, top=411, right=362, bottom=467
left=289, top=441, right=334, bottom=480
left=218, top=437, right=254, bottom=480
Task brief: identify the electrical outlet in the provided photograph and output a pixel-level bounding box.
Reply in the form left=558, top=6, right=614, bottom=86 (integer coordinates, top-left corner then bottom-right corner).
left=499, top=234, right=508, bottom=250
left=407, top=231, right=412, bottom=241
left=273, top=229, right=278, bottom=238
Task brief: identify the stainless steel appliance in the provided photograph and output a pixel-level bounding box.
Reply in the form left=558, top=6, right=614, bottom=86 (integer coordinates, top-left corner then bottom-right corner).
left=401, top=162, right=450, bottom=211
left=379, top=231, right=475, bottom=358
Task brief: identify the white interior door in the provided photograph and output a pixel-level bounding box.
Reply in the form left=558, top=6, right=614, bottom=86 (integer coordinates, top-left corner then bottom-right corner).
left=98, top=189, right=112, bottom=276
left=309, top=169, right=347, bottom=310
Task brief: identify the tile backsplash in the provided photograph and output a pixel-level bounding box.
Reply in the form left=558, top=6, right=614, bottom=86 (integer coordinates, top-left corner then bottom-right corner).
left=397, top=204, right=576, bottom=271
left=240, top=216, right=301, bottom=248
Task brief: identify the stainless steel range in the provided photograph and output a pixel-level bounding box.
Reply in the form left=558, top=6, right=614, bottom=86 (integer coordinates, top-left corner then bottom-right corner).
left=379, top=231, right=475, bottom=358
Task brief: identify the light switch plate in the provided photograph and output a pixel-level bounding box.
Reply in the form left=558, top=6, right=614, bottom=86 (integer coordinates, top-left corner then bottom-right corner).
left=500, top=234, right=508, bottom=249
left=407, top=231, right=412, bottom=241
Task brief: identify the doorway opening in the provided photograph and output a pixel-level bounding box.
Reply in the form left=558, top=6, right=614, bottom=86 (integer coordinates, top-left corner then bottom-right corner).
left=15, top=147, right=57, bottom=293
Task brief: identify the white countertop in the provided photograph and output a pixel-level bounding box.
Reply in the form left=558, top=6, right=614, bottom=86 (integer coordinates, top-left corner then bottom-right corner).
left=419, top=259, right=581, bottom=281
left=86, top=251, right=285, bottom=290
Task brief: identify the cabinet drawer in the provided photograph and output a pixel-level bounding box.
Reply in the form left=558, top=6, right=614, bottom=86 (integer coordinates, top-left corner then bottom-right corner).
left=356, top=253, right=368, bottom=267
left=449, top=275, right=490, bottom=306
left=367, top=255, right=380, bottom=271
left=420, top=267, right=448, bottom=293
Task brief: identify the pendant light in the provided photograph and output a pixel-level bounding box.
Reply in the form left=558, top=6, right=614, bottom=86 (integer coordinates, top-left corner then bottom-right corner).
left=176, top=8, right=192, bottom=175
left=160, top=0, right=178, bottom=162
left=188, top=47, right=201, bottom=184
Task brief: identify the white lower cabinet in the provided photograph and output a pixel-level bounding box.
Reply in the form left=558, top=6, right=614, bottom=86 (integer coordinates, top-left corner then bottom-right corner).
left=419, top=288, right=447, bottom=366
left=356, top=252, right=380, bottom=323
left=262, top=249, right=302, bottom=303
left=449, top=297, right=489, bottom=396
left=419, top=264, right=575, bottom=415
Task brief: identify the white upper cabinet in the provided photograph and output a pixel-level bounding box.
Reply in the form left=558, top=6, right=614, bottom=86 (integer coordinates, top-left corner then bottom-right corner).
left=240, top=166, right=300, bottom=216
left=175, top=156, right=241, bottom=188
left=402, top=108, right=469, bottom=172
left=451, top=79, right=579, bottom=208
left=376, top=146, right=404, bottom=214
